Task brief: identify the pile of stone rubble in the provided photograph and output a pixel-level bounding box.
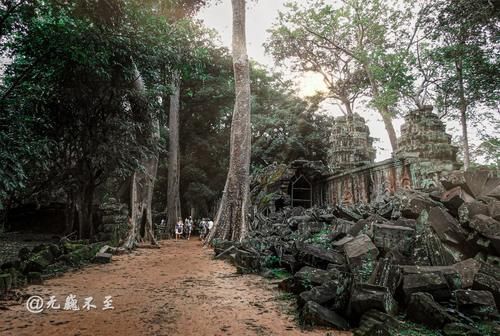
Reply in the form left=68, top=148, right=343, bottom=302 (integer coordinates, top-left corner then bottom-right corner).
left=213, top=168, right=500, bottom=335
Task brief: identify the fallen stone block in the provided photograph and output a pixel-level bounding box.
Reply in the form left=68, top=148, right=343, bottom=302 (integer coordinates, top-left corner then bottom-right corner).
left=353, top=309, right=400, bottom=336
left=428, top=207, right=467, bottom=245
left=488, top=200, right=500, bottom=221
left=294, top=266, right=333, bottom=291
left=406, top=292, right=457, bottom=329
left=99, top=245, right=112, bottom=254
left=234, top=249, right=260, bottom=273
left=454, top=289, right=497, bottom=317
left=349, top=214, right=388, bottom=237
left=472, top=272, right=500, bottom=308
left=470, top=214, right=500, bottom=239
left=344, top=234, right=379, bottom=266
left=344, top=234, right=379, bottom=281
left=337, top=206, right=363, bottom=221
left=441, top=186, right=475, bottom=215
left=458, top=201, right=489, bottom=226
left=452, top=258, right=482, bottom=288
left=372, top=224, right=415, bottom=255
left=302, top=301, right=349, bottom=329
left=394, top=218, right=417, bottom=229
left=443, top=322, right=482, bottom=336
left=464, top=169, right=500, bottom=199
left=401, top=265, right=463, bottom=290
left=93, top=252, right=112, bottom=264
left=349, top=283, right=397, bottom=317
left=287, top=215, right=312, bottom=230
left=369, top=258, right=402, bottom=295
left=399, top=191, right=439, bottom=219
left=298, top=271, right=352, bottom=312
left=297, top=244, right=346, bottom=269
left=403, top=272, right=451, bottom=301
left=332, top=235, right=354, bottom=248
left=440, top=170, right=468, bottom=192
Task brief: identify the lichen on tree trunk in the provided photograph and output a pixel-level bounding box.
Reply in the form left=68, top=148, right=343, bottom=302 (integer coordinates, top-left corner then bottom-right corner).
left=206, top=0, right=251, bottom=244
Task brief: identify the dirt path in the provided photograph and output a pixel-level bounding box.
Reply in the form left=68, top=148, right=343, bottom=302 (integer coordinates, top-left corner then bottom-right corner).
left=1, top=239, right=350, bottom=336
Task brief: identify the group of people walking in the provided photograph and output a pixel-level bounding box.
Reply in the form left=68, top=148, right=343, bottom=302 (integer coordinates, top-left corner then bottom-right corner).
left=173, top=216, right=213, bottom=241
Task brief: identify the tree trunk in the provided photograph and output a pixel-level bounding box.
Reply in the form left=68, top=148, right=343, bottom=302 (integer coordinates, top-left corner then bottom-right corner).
left=364, top=65, right=398, bottom=152
left=122, top=64, right=159, bottom=249
left=75, top=181, right=95, bottom=239
left=207, top=0, right=251, bottom=244
left=456, top=58, right=470, bottom=170
left=64, top=193, right=75, bottom=235
left=166, top=71, right=181, bottom=238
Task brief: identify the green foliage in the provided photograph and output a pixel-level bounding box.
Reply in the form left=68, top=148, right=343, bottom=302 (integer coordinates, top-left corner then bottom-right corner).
left=262, top=255, right=281, bottom=268
left=266, top=0, right=417, bottom=116
left=398, top=321, right=441, bottom=336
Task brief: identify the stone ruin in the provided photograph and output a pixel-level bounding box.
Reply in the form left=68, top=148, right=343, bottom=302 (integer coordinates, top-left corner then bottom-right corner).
left=219, top=106, right=500, bottom=335
left=396, top=105, right=458, bottom=162
left=328, top=114, right=376, bottom=170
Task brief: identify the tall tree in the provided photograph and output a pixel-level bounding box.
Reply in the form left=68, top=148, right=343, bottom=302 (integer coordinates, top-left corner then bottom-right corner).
left=207, top=0, right=251, bottom=243
left=266, top=0, right=417, bottom=152
left=421, top=0, right=499, bottom=170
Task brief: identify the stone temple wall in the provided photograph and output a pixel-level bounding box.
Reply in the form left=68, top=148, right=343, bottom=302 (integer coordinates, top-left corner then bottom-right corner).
left=327, top=114, right=376, bottom=170
left=315, top=106, right=460, bottom=206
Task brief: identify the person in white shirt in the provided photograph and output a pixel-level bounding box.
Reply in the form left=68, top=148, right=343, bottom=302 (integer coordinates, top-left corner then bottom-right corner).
left=207, top=219, right=214, bottom=236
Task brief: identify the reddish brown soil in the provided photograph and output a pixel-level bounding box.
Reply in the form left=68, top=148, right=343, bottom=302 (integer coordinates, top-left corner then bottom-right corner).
left=0, top=239, right=351, bottom=336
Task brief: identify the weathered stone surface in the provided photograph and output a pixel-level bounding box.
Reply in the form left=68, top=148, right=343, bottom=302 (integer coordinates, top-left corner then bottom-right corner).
left=93, top=252, right=112, bottom=264
left=440, top=170, right=468, bottom=192
left=403, top=272, right=451, bottom=301
left=399, top=191, right=440, bottom=219
left=344, top=234, right=379, bottom=266
left=332, top=235, right=354, bottom=248
left=344, top=234, right=379, bottom=281
left=464, top=169, right=500, bottom=199
left=454, top=289, right=497, bottom=317
left=369, top=258, right=402, bottom=295
left=294, top=266, right=332, bottom=290
left=353, top=309, right=399, bottom=336
left=401, top=265, right=462, bottom=291
left=452, top=258, right=482, bottom=288
left=372, top=224, right=415, bottom=255
left=406, top=292, right=456, bottom=329
left=337, top=206, right=363, bottom=221
left=394, top=218, right=417, bottom=229
left=470, top=214, right=500, bottom=239
left=458, top=201, right=489, bottom=226
left=299, top=271, right=352, bottom=312
left=328, top=113, right=375, bottom=170
left=349, top=283, right=397, bottom=317
left=443, top=323, right=482, bottom=336
left=287, top=215, right=312, bottom=230
left=349, top=214, right=387, bottom=236
left=428, top=207, right=467, bottom=245
left=441, top=186, right=475, bottom=215
left=488, top=200, right=500, bottom=221
left=396, top=106, right=458, bottom=162
left=297, top=244, right=346, bottom=269
left=234, top=249, right=260, bottom=273
left=472, top=272, right=500, bottom=308
left=302, top=301, right=349, bottom=329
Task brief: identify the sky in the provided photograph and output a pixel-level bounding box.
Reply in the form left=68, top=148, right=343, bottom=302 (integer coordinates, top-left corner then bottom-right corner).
left=196, top=0, right=482, bottom=163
